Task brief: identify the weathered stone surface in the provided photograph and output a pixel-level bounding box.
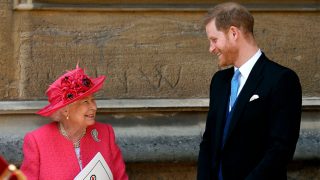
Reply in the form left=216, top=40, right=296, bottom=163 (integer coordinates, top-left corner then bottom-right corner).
left=295, top=129, right=320, bottom=160
left=32, top=0, right=319, bottom=4
left=254, top=13, right=320, bottom=97
left=13, top=11, right=212, bottom=99
left=0, top=0, right=20, bottom=99
left=0, top=136, right=23, bottom=165
left=0, top=109, right=319, bottom=163
left=10, top=10, right=319, bottom=99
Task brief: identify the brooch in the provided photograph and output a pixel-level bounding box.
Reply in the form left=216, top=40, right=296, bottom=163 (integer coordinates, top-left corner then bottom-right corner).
left=91, top=129, right=101, bottom=142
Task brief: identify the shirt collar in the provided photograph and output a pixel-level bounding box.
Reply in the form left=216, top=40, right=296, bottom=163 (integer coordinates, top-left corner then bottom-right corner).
left=234, top=49, right=262, bottom=79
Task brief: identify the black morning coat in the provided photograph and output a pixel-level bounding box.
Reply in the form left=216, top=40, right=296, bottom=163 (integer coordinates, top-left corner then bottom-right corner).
left=197, top=53, right=302, bottom=180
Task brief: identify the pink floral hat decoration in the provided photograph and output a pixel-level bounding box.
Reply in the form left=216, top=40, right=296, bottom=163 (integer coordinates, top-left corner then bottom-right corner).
left=37, top=65, right=106, bottom=117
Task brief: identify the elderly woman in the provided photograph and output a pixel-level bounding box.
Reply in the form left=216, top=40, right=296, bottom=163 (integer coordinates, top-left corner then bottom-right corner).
left=20, top=65, right=128, bottom=180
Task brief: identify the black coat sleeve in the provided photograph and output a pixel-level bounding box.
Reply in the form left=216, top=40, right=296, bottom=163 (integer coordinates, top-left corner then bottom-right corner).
left=197, top=73, right=218, bottom=180
left=246, top=69, right=302, bottom=180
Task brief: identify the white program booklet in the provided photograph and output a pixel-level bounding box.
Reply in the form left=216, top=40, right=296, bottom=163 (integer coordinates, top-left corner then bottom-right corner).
left=74, top=152, right=113, bottom=180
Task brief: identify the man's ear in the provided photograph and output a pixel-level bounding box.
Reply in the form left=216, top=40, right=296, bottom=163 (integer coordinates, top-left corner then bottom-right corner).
left=229, top=26, right=239, bottom=39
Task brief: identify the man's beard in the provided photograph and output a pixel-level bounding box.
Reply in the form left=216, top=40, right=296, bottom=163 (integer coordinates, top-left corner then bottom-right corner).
left=218, top=42, right=238, bottom=68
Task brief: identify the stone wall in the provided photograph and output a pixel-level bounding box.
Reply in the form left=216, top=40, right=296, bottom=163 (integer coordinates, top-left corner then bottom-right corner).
left=0, top=0, right=319, bottom=100
left=0, top=0, right=319, bottom=179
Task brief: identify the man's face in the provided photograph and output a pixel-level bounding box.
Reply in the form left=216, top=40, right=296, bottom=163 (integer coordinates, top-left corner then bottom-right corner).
left=206, top=20, right=238, bottom=67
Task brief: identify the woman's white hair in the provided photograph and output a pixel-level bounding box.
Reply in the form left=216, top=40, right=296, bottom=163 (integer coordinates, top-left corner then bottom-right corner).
left=49, top=102, right=77, bottom=122
left=49, top=107, right=67, bottom=122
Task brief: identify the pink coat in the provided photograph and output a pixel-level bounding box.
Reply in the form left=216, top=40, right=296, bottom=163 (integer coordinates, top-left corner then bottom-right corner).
left=21, top=122, right=128, bottom=180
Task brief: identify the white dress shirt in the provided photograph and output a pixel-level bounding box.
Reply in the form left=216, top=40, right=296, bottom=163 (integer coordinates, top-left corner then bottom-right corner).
left=229, top=49, right=262, bottom=111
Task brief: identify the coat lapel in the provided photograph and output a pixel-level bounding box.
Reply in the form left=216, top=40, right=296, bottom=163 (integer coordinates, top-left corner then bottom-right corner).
left=213, top=68, right=234, bottom=152
left=223, top=54, right=267, bottom=147
left=81, top=125, right=99, bottom=167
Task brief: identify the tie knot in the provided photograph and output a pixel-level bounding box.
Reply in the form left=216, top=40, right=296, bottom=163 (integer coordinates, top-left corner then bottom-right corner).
left=233, top=69, right=240, bottom=80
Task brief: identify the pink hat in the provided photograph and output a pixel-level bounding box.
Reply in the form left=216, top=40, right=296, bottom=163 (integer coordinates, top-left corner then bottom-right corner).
left=37, top=65, right=106, bottom=117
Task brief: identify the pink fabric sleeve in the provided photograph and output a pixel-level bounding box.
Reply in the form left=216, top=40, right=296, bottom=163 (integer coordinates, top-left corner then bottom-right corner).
left=20, top=133, right=40, bottom=180
left=107, top=125, right=129, bottom=180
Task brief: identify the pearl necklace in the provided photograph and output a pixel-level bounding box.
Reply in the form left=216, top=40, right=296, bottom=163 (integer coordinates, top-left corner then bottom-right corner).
left=58, top=123, right=86, bottom=148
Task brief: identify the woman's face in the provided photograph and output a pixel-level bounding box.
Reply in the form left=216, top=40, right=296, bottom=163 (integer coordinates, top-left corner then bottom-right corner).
left=67, top=95, right=97, bottom=128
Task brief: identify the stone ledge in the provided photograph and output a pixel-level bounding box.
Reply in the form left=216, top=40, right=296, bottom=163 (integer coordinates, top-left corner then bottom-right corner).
left=303, top=97, right=320, bottom=110
left=0, top=97, right=319, bottom=114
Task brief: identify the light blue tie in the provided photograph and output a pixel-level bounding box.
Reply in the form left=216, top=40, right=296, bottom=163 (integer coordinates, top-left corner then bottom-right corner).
left=219, top=69, right=241, bottom=180
left=230, top=69, right=241, bottom=111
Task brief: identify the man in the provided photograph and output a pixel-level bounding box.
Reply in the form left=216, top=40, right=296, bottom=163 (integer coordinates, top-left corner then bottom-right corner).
left=197, top=2, right=302, bottom=180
